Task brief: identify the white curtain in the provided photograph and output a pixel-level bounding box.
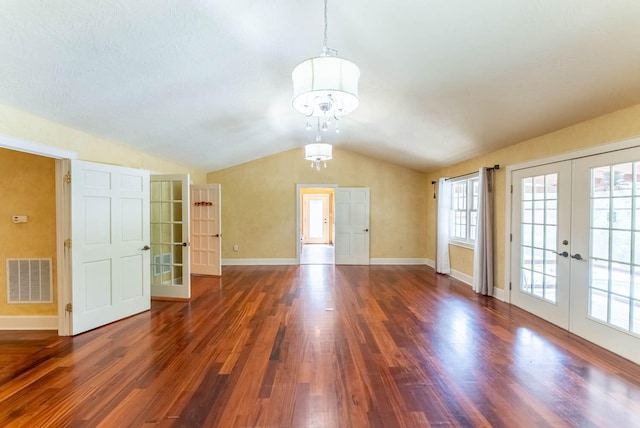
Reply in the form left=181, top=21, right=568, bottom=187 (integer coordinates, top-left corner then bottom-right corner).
left=436, top=178, right=451, bottom=274
left=473, top=167, right=494, bottom=295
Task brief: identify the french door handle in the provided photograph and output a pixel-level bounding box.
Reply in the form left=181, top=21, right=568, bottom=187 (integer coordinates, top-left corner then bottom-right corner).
left=571, top=253, right=584, bottom=261
left=175, top=242, right=187, bottom=247
left=142, top=245, right=151, bottom=251
left=211, top=234, right=221, bottom=238
left=555, top=251, right=569, bottom=257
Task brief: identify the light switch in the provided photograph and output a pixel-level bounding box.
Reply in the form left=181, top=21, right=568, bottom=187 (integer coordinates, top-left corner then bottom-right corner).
left=12, top=215, right=28, bottom=223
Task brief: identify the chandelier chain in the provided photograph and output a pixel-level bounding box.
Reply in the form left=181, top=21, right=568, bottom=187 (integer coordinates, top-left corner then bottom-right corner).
left=323, top=0, right=328, bottom=51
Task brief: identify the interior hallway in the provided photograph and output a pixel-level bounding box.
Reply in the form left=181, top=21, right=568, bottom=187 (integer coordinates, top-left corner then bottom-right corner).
left=300, top=243, right=335, bottom=265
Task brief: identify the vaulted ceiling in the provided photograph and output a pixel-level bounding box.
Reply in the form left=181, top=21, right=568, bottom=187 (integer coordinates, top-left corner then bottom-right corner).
left=1, top=1, right=640, bottom=172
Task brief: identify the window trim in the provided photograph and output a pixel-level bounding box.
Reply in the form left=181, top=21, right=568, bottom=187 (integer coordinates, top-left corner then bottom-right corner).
left=448, top=173, right=479, bottom=247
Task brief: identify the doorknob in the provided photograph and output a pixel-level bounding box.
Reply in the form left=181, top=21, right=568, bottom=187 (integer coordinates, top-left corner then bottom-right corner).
left=571, top=253, right=584, bottom=261
left=142, top=245, right=150, bottom=251
left=364, top=228, right=369, bottom=232
left=175, top=242, right=187, bottom=247
left=555, top=251, right=569, bottom=257
left=211, top=234, right=221, bottom=238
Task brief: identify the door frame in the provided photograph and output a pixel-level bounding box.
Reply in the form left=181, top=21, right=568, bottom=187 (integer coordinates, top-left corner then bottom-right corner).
left=505, top=135, right=640, bottom=304
left=296, top=184, right=337, bottom=264
left=1, top=134, right=78, bottom=335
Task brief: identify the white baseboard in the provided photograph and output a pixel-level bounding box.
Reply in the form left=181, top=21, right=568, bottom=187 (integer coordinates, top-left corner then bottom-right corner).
left=0, top=315, right=58, bottom=330
left=222, top=258, right=298, bottom=266
left=450, top=269, right=473, bottom=286
left=425, top=258, right=435, bottom=268
left=369, top=258, right=428, bottom=265
left=493, top=287, right=507, bottom=301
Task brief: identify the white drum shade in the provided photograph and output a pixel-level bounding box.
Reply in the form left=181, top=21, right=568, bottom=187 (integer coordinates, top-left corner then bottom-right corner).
left=292, top=56, right=360, bottom=117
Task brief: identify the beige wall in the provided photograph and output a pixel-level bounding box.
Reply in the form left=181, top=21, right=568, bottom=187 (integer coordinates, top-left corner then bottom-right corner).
left=426, top=103, right=640, bottom=291
left=0, top=104, right=207, bottom=183
left=0, top=149, right=57, bottom=315
left=207, top=148, right=428, bottom=259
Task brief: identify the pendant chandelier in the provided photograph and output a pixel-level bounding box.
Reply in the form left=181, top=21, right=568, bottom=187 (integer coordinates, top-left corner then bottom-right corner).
left=292, top=0, right=360, bottom=169
left=305, top=143, right=332, bottom=171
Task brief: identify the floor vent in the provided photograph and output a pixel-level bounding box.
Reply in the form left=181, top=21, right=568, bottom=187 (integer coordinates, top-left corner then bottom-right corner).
left=7, top=259, right=53, bottom=303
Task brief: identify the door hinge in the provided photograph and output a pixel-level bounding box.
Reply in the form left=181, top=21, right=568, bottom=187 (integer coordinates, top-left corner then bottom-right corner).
left=509, top=282, right=512, bottom=291
left=510, top=184, right=513, bottom=193
left=64, top=239, right=72, bottom=249
left=65, top=303, right=72, bottom=313
left=510, top=233, right=512, bottom=242
left=64, top=172, right=71, bottom=184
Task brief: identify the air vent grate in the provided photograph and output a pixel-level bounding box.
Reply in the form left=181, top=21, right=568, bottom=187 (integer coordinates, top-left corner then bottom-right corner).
left=7, top=259, right=53, bottom=303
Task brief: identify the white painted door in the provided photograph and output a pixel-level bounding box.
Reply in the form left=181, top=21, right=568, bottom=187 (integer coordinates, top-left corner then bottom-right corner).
left=510, top=147, right=640, bottom=364
left=191, top=184, right=221, bottom=276
left=335, top=188, right=370, bottom=265
left=70, top=160, right=150, bottom=335
left=303, top=194, right=330, bottom=244
left=150, top=175, right=191, bottom=299
left=570, top=148, right=640, bottom=364
left=511, top=161, right=572, bottom=329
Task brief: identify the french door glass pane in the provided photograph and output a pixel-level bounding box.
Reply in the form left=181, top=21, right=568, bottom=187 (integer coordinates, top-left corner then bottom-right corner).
left=151, top=179, right=183, bottom=287
left=588, top=163, right=640, bottom=334
left=520, top=173, right=558, bottom=303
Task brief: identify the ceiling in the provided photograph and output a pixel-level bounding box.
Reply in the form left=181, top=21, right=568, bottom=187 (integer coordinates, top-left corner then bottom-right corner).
left=1, top=1, right=640, bottom=173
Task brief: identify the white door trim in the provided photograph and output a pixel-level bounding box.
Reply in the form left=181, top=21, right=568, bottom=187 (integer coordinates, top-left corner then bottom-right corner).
left=504, top=135, right=640, bottom=303
left=0, top=134, right=77, bottom=160
left=296, top=184, right=338, bottom=264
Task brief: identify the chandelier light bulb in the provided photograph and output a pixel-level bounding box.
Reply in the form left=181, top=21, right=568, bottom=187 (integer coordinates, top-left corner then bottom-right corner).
left=321, top=121, right=329, bottom=132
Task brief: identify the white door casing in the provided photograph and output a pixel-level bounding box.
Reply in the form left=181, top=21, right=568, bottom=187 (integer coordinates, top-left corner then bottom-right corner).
left=150, top=174, right=191, bottom=299
left=69, top=160, right=150, bottom=335
left=335, top=187, right=370, bottom=265
left=191, top=184, right=221, bottom=276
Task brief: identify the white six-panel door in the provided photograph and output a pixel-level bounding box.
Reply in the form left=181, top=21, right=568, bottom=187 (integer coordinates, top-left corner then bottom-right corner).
left=70, top=160, right=150, bottom=335
left=335, top=188, right=370, bottom=265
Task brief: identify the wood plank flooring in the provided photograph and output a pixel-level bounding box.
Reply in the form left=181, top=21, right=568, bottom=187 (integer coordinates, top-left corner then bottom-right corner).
left=2, top=265, right=640, bottom=427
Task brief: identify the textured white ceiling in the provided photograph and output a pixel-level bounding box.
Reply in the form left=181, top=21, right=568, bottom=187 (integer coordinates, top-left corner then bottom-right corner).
left=1, top=1, right=639, bottom=172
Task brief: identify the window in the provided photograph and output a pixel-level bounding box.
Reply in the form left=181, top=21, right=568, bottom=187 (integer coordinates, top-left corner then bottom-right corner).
left=450, top=175, right=479, bottom=245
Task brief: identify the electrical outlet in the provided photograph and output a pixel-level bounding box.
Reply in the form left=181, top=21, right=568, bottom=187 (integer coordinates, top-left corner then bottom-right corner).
left=233, top=244, right=239, bottom=252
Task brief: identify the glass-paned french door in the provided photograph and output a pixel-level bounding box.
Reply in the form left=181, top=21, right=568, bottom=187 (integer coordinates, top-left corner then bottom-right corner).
left=511, top=147, right=640, bottom=365
left=512, top=161, right=571, bottom=329
left=150, top=174, right=191, bottom=300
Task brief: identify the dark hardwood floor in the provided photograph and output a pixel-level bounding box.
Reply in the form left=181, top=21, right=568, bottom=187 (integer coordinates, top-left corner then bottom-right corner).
left=2, top=265, right=640, bottom=427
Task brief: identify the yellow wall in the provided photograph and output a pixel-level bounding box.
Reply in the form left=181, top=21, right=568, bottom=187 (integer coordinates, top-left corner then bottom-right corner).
left=426, top=103, right=640, bottom=291
left=0, top=104, right=207, bottom=183
left=207, top=148, right=428, bottom=259
left=0, top=149, right=57, bottom=315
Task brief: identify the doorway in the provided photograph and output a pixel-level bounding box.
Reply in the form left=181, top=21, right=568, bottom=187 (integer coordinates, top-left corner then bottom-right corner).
left=509, top=144, right=640, bottom=365
left=298, top=186, right=335, bottom=265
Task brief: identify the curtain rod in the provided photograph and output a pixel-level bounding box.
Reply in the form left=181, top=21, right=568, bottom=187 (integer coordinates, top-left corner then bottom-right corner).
left=430, top=164, right=500, bottom=184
